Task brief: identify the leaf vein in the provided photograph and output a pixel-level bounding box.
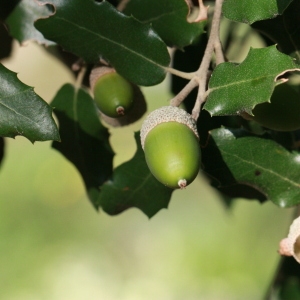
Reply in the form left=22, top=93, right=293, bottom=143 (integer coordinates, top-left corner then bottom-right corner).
left=221, top=149, right=300, bottom=188
left=55, top=16, right=167, bottom=69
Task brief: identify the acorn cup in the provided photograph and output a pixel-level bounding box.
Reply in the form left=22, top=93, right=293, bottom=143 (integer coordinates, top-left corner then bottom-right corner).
left=90, top=66, right=146, bottom=127
left=279, top=215, right=300, bottom=263
left=140, top=106, right=201, bottom=189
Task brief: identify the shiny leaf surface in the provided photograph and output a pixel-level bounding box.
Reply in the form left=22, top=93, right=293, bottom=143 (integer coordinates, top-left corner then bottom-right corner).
left=35, top=0, right=170, bottom=86
left=0, top=64, right=59, bottom=142
left=204, top=46, right=300, bottom=116
left=203, top=128, right=300, bottom=207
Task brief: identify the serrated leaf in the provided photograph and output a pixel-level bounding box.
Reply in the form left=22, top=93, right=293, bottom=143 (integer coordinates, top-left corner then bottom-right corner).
left=204, top=46, right=300, bottom=116
left=35, top=0, right=170, bottom=86
left=97, top=132, right=173, bottom=218
left=252, top=0, right=300, bottom=63
left=202, top=127, right=300, bottom=208
left=0, top=63, right=59, bottom=142
left=51, top=84, right=114, bottom=208
left=123, top=0, right=206, bottom=49
left=5, top=0, right=54, bottom=45
left=222, top=0, right=293, bottom=24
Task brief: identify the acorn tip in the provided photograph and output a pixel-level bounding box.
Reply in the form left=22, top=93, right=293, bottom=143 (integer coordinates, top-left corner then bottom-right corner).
left=116, top=106, right=125, bottom=115
left=178, top=179, right=187, bottom=189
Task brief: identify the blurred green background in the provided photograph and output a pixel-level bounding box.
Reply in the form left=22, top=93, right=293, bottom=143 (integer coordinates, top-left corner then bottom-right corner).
left=0, top=41, right=294, bottom=300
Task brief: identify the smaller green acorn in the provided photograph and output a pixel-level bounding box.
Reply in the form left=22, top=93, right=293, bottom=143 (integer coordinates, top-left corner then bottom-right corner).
left=140, top=106, right=201, bottom=189
left=100, top=82, right=147, bottom=127
left=90, top=66, right=134, bottom=118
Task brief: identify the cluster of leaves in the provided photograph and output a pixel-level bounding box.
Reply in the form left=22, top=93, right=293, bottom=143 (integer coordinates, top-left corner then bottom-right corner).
left=1, top=0, right=300, bottom=297
left=0, top=0, right=300, bottom=217
left=1, top=0, right=300, bottom=219
left=1, top=0, right=205, bottom=217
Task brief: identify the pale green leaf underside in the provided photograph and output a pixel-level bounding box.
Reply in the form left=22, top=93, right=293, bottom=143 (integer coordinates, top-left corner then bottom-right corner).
left=5, top=0, right=54, bottom=45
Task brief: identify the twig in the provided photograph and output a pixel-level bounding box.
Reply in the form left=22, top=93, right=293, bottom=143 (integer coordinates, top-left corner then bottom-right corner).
left=165, top=67, right=196, bottom=80
left=169, top=0, right=224, bottom=120
left=214, top=38, right=225, bottom=65
left=192, top=0, right=224, bottom=119
left=170, top=78, right=199, bottom=107
left=75, top=65, right=87, bottom=90
left=117, top=0, right=130, bottom=11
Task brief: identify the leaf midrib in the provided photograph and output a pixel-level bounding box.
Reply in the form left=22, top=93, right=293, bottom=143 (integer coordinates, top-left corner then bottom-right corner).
left=221, top=148, right=300, bottom=188
left=0, top=89, right=42, bottom=127
left=137, top=7, right=186, bottom=23
left=54, top=16, right=168, bottom=69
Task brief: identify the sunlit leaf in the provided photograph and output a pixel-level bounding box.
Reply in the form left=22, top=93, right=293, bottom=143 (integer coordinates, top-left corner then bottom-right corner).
left=98, top=132, right=173, bottom=218
left=51, top=84, right=114, bottom=208
left=223, top=0, right=293, bottom=24
left=0, top=64, right=59, bottom=142
left=202, top=127, right=300, bottom=208
left=35, top=0, right=170, bottom=86
left=204, top=46, right=300, bottom=116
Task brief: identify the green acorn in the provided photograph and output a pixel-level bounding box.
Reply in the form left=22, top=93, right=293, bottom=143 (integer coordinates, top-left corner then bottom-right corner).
left=90, top=66, right=147, bottom=126
left=90, top=66, right=134, bottom=118
left=140, top=106, right=201, bottom=189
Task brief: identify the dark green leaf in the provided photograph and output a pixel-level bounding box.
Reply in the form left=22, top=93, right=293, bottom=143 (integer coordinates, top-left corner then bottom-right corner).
left=202, top=127, right=300, bottom=208
left=5, top=0, right=54, bottom=45
left=252, top=0, right=300, bottom=63
left=204, top=46, right=300, bottom=116
left=123, top=0, right=206, bottom=49
left=248, top=83, right=300, bottom=132
left=98, top=132, right=173, bottom=218
left=35, top=0, right=170, bottom=86
left=51, top=84, right=114, bottom=208
left=222, top=0, right=293, bottom=24
left=0, top=63, right=59, bottom=142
